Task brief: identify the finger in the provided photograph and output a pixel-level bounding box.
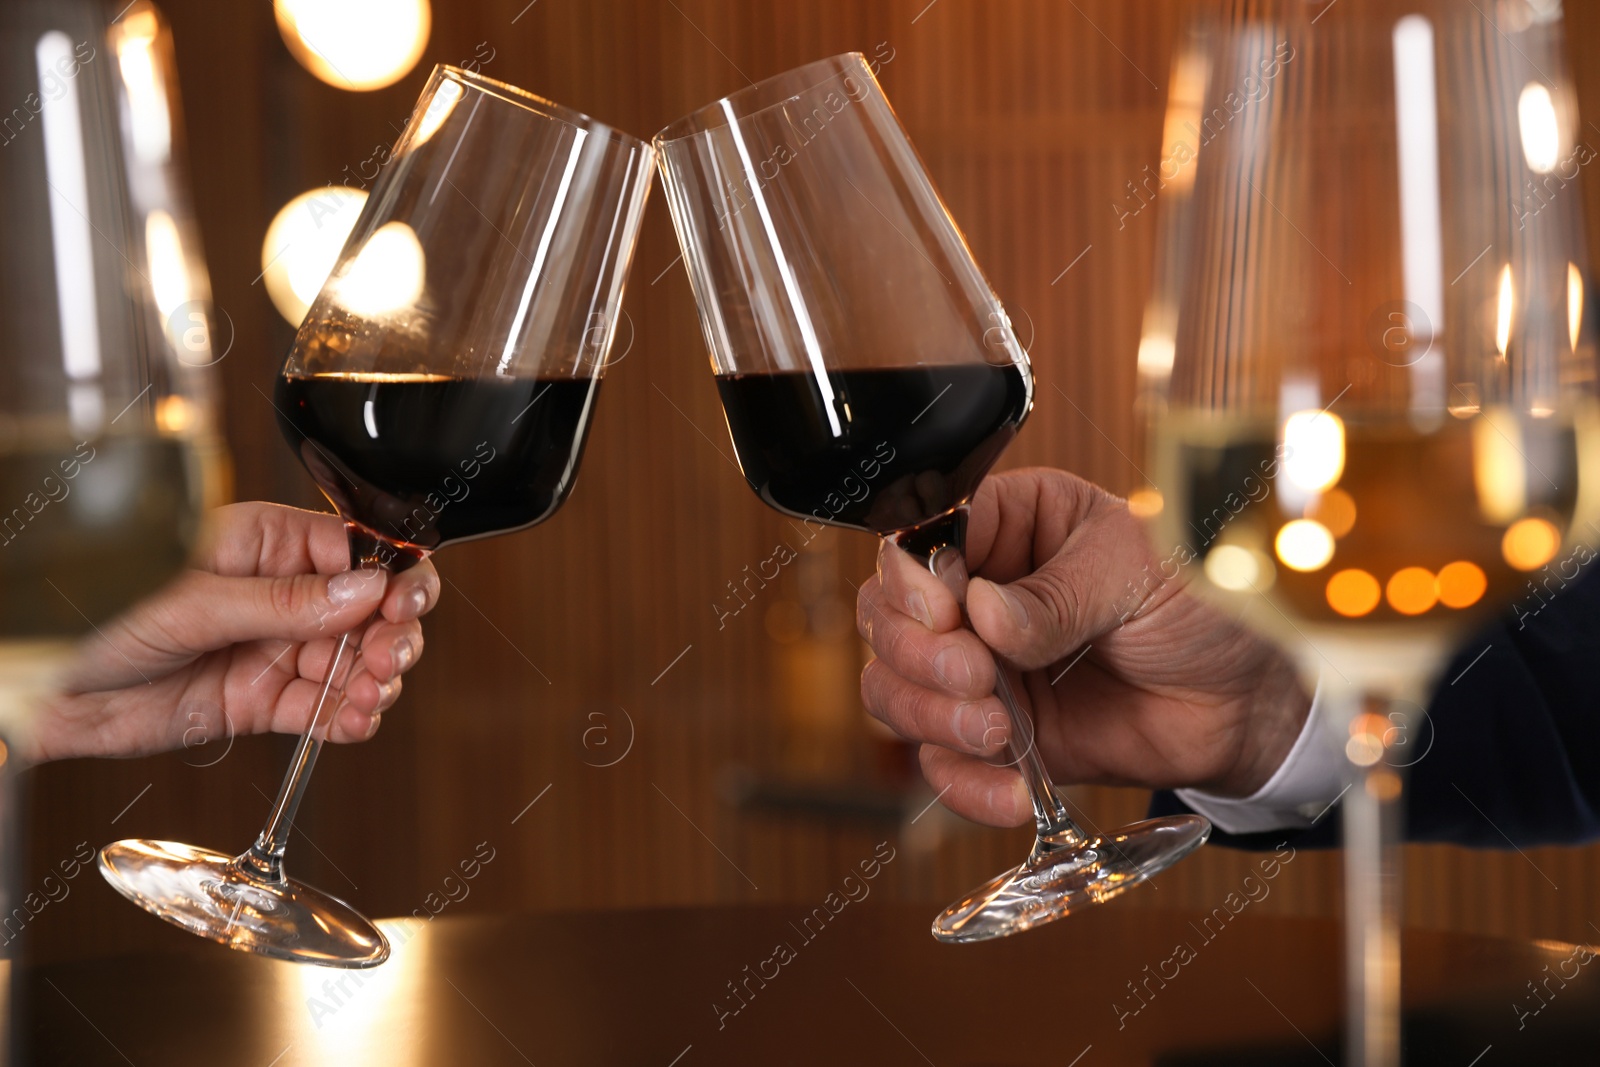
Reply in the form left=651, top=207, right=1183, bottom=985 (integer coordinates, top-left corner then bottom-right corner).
left=201, top=502, right=353, bottom=578
left=357, top=620, right=424, bottom=680
left=333, top=703, right=382, bottom=743
left=139, top=565, right=391, bottom=658
left=918, top=745, right=1031, bottom=828
left=860, top=659, right=1006, bottom=757
left=341, top=669, right=402, bottom=717
left=270, top=678, right=388, bottom=743
left=876, top=540, right=963, bottom=633
left=382, top=558, right=441, bottom=622
left=288, top=619, right=417, bottom=699
left=856, top=575, right=994, bottom=700
left=967, top=489, right=1161, bottom=671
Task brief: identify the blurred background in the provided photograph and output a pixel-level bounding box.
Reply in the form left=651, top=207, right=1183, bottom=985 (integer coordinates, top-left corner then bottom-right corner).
left=26, top=0, right=1600, bottom=964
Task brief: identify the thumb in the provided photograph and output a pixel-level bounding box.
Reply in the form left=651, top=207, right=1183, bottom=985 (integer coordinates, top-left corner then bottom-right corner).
left=965, top=500, right=1158, bottom=670
left=181, top=566, right=390, bottom=649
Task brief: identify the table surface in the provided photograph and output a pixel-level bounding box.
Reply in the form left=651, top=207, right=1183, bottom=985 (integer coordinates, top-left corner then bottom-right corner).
left=25, top=904, right=1600, bottom=1065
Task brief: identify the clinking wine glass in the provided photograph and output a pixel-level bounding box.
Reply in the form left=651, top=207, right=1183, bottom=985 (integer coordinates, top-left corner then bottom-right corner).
left=98, top=66, right=654, bottom=966
left=1142, top=3, right=1598, bottom=1062
left=655, top=53, right=1211, bottom=944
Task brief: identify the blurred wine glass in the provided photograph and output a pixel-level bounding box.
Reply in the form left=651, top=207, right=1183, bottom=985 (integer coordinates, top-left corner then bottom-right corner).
left=0, top=0, right=220, bottom=1055
left=1143, top=2, right=1597, bottom=1062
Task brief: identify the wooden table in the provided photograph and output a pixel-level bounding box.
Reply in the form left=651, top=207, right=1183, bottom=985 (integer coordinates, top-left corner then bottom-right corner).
left=25, top=905, right=1599, bottom=1065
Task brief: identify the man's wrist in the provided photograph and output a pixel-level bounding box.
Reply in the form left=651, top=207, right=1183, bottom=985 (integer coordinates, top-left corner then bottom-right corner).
left=1215, top=655, right=1314, bottom=797
left=1177, top=676, right=1349, bottom=835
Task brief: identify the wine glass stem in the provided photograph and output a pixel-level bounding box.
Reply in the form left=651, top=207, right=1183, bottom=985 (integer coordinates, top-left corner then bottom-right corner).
left=1340, top=691, right=1403, bottom=1067
left=991, top=668, right=1077, bottom=843
left=234, top=623, right=364, bottom=884
left=917, top=538, right=1085, bottom=849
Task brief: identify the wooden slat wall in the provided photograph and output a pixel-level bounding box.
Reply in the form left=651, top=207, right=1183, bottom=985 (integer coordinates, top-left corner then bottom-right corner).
left=22, top=0, right=1600, bottom=964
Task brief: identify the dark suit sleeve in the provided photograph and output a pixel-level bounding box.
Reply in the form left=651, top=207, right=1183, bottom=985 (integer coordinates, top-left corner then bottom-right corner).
left=1151, top=561, right=1600, bottom=850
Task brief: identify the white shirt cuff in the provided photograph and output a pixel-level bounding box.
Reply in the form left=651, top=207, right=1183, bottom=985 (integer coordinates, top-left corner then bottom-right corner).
left=1173, top=680, right=1349, bottom=835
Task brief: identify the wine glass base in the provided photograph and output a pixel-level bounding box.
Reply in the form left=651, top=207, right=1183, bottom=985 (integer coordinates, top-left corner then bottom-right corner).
left=98, top=839, right=389, bottom=968
left=931, top=815, right=1211, bottom=944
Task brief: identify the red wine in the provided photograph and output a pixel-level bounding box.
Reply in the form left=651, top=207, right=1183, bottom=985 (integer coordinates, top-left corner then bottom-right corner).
left=274, top=372, right=600, bottom=552
left=715, top=364, right=1030, bottom=536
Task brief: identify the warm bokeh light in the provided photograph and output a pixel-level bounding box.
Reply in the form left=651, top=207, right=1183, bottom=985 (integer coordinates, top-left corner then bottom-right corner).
left=155, top=394, right=195, bottom=434
left=261, top=187, right=368, bottom=325
left=1274, top=519, right=1335, bottom=572
left=1448, top=381, right=1481, bottom=418
left=1495, top=264, right=1515, bottom=358
left=1436, top=561, right=1487, bottom=610
left=1570, top=262, right=1585, bottom=351
left=1473, top=407, right=1528, bottom=524
left=334, top=221, right=426, bottom=317
left=1327, top=569, right=1381, bottom=617
left=1518, top=82, right=1562, bottom=174
left=1127, top=488, right=1164, bottom=518
left=1282, top=410, right=1345, bottom=493
left=274, top=0, right=431, bottom=92
left=1385, top=567, right=1438, bottom=615
left=113, top=10, right=171, bottom=164
left=1306, top=488, right=1357, bottom=539
left=1136, top=333, right=1175, bottom=377
left=1367, top=767, right=1403, bottom=801
left=1502, top=516, right=1561, bottom=571
left=1159, top=48, right=1208, bottom=194
left=1204, top=544, right=1264, bottom=592
left=290, top=918, right=430, bottom=1056
left=144, top=209, right=188, bottom=323
left=1345, top=712, right=1389, bottom=767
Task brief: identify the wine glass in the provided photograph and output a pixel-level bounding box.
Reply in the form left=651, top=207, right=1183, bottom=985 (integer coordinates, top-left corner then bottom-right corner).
left=1143, top=3, right=1596, bottom=1062
left=655, top=52, right=1211, bottom=944
left=98, top=65, right=655, bottom=966
left=0, top=0, right=216, bottom=900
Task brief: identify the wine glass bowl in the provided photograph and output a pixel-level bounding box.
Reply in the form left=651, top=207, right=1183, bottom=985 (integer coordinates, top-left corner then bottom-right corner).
left=1146, top=1, right=1597, bottom=667
left=656, top=52, right=1210, bottom=944
left=713, top=362, right=1032, bottom=540
left=99, top=65, right=654, bottom=966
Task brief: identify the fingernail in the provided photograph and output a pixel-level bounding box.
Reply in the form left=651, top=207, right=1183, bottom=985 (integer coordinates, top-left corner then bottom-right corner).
left=991, top=583, right=1030, bottom=628
left=377, top=677, right=401, bottom=709
left=394, top=635, right=419, bottom=672
left=955, top=702, right=990, bottom=750
left=906, top=590, right=933, bottom=629
left=328, top=569, right=378, bottom=607
left=365, top=712, right=381, bottom=739
left=934, top=646, right=972, bottom=690
left=1005, top=775, right=1030, bottom=817
left=399, top=587, right=428, bottom=619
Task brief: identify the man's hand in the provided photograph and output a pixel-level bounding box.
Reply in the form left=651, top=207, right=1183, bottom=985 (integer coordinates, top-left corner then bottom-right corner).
left=30, top=502, right=440, bottom=763
left=856, top=468, right=1309, bottom=827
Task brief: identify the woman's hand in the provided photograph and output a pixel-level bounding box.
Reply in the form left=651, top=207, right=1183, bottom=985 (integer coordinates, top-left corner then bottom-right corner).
left=856, top=468, right=1309, bottom=826
left=30, top=502, right=440, bottom=764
